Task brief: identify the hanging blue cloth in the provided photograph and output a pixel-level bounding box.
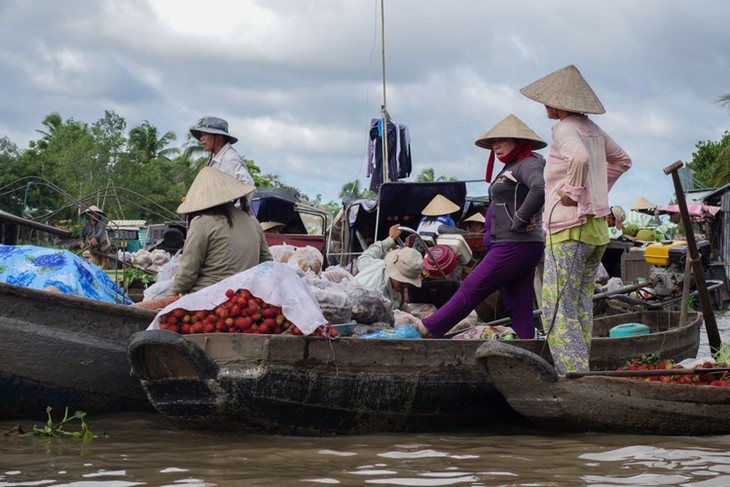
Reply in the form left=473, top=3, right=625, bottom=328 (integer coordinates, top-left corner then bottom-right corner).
left=0, top=244, right=132, bottom=304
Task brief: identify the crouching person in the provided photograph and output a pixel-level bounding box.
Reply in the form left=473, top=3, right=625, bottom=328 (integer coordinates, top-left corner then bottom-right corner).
left=353, top=224, right=424, bottom=310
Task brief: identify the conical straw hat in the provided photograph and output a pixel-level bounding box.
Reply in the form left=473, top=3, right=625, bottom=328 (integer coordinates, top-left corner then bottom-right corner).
left=260, top=221, right=285, bottom=231
left=631, top=196, right=656, bottom=211
left=421, top=194, right=460, bottom=216
left=463, top=212, right=486, bottom=224
left=520, top=64, right=605, bottom=114
left=475, top=114, right=547, bottom=150
left=177, top=167, right=256, bottom=213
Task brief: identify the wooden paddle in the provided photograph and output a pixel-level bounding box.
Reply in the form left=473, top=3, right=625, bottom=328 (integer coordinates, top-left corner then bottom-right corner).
left=566, top=367, right=730, bottom=379
left=663, top=160, right=721, bottom=354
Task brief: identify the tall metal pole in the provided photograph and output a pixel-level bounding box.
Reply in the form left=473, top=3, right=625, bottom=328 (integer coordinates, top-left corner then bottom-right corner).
left=664, top=160, right=721, bottom=354
left=380, top=0, right=389, bottom=186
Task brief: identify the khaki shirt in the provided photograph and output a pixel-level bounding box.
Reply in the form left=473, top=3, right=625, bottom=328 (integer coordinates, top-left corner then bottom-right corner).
left=172, top=208, right=273, bottom=295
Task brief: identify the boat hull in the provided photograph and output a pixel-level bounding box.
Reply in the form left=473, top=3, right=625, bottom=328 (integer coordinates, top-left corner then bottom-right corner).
left=0, top=282, right=157, bottom=420
left=128, top=310, right=701, bottom=435
left=475, top=334, right=730, bottom=436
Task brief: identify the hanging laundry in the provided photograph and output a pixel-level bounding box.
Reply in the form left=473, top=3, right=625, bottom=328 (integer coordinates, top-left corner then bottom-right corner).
left=367, top=118, right=412, bottom=192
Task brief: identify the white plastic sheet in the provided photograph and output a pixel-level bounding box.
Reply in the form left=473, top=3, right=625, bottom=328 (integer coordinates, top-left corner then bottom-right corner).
left=148, top=261, right=327, bottom=335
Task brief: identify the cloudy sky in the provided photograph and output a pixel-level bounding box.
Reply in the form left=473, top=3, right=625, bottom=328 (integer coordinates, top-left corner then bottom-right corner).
left=1, top=0, right=729, bottom=212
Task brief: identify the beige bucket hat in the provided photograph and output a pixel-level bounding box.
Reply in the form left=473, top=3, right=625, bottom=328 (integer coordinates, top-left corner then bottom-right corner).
left=520, top=64, right=606, bottom=114
left=384, top=247, right=423, bottom=287
left=177, top=167, right=256, bottom=214
left=475, top=114, right=547, bottom=150
left=261, top=221, right=285, bottom=232
left=421, top=194, right=460, bottom=216
left=463, top=212, right=486, bottom=224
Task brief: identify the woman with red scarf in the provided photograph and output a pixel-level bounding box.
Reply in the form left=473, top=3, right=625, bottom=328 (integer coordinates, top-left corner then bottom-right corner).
left=415, top=114, right=546, bottom=339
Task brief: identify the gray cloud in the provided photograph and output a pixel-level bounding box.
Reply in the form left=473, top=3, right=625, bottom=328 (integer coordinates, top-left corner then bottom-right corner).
left=1, top=0, right=729, bottom=210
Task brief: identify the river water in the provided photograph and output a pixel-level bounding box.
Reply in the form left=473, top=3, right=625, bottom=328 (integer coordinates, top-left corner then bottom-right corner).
left=2, top=310, right=729, bottom=487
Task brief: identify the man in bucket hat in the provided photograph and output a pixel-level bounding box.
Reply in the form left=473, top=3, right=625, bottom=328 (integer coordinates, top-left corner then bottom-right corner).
left=190, top=116, right=255, bottom=189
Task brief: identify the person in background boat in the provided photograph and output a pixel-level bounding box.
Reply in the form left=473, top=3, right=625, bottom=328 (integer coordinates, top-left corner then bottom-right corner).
left=80, top=205, right=112, bottom=269
left=171, top=167, right=272, bottom=296
left=607, top=205, right=626, bottom=239
left=190, top=116, right=256, bottom=207
left=415, top=195, right=460, bottom=241
left=354, top=224, right=424, bottom=309
left=261, top=221, right=285, bottom=234
left=520, top=64, right=632, bottom=374
left=460, top=212, right=486, bottom=233
left=412, top=114, right=547, bottom=339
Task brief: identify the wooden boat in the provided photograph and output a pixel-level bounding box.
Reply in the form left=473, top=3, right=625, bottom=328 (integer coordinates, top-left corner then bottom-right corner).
left=475, top=332, right=730, bottom=436
left=0, top=282, right=157, bottom=420
left=127, top=310, right=702, bottom=435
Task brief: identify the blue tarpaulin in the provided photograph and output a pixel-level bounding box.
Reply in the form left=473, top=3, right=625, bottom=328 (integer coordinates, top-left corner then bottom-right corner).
left=0, top=244, right=132, bottom=304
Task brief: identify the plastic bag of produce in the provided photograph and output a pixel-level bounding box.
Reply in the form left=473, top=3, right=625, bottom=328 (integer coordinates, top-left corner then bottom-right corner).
left=148, top=261, right=326, bottom=335
left=347, top=286, right=394, bottom=325
left=287, top=245, right=324, bottom=275
left=321, top=265, right=354, bottom=284
left=270, top=243, right=296, bottom=263
left=301, top=273, right=352, bottom=324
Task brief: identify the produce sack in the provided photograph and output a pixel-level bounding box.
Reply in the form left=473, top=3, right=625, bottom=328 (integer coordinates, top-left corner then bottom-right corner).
left=346, top=286, right=394, bottom=325
left=148, top=261, right=326, bottom=335
left=287, top=245, right=323, bottom=275
left=301, top=273, right=352, bottom=324
left=270, top=243, right=296, bottom=264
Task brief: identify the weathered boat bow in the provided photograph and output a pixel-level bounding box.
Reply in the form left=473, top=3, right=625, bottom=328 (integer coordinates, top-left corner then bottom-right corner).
left=128, top=331, right=506, bottom=435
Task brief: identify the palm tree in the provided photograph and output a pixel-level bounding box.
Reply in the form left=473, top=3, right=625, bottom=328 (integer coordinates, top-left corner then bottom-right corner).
left=128, top=121, right=178, bottom=163
left=33, top=112, right=64, bottom=150
left=339, top=179, right=376, bottom=202
left=415, top=167, right=456, bottom=182
left=716, top=94, right=730, bottom=110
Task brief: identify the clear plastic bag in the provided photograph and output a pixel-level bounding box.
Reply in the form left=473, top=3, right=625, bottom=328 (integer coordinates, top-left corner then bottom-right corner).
left=361, top=324, right=421, bottom=340
left=287, top=245, right=324, bottom=275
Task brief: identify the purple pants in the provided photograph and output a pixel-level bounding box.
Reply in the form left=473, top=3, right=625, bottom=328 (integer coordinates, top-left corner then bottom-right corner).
left=423, top=241, right=544, bottom=338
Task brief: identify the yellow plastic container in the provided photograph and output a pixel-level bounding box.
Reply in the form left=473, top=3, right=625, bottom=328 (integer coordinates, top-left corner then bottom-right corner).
left=643, top=241, right=685, bottom=266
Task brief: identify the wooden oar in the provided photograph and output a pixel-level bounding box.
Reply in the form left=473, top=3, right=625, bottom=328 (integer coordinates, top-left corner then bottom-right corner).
left=663, top=160, right=721, bottom=354
left=566, top=367, right=730, bottom=379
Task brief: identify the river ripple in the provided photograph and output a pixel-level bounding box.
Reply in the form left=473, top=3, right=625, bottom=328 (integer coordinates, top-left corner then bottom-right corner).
left=2, top=311, right=728, bottom=487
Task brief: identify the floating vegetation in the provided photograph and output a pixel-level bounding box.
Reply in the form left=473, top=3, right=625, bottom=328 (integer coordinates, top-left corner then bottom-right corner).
left=4, top=407, right=102, bottom=442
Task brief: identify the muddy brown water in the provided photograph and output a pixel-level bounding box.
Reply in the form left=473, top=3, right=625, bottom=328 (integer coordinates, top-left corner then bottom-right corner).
left=2, top=310, right=729, bottom=487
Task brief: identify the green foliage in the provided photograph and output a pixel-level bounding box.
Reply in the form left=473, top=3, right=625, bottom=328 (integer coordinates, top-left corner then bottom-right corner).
left=687, top=131, right=730, bottom=188
left=121, top=267, right=156, bottom=290
left=415, top=167, right=458, bottom=182
left=26, top=406, right=96, bottom=442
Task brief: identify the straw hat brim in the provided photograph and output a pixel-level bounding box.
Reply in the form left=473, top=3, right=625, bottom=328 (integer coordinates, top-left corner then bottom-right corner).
left=177, top=167, right=256, bottom=213
left=520, top=64, right=606, bottom=115
left=631, top=197, right=656, bottom=211
left=190, top=128, right=238, bottom=145
left=261, top=221, right=285, bottom=231
left=82, top=205, right=106, bottom=217
left=463, top=212, right=486, bottom=224
left=475, top=114, right=547, bottom=150
left=421, top=194, right=461, bottom=216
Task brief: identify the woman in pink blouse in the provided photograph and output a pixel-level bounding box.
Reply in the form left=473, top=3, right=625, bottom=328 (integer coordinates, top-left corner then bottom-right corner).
left=520, top=65, right=632, bottom=374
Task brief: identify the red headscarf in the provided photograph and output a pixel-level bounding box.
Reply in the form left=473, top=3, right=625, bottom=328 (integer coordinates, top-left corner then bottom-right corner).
left=485, top=140, right=534, bottom=183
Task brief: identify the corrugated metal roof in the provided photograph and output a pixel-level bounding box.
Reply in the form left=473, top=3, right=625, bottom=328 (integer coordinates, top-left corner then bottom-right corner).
left=108, top=220, right=146, bottom=229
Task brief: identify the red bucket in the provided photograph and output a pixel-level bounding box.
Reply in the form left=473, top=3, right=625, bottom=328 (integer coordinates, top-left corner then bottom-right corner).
left=423, top=245, right=459, bottom=278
